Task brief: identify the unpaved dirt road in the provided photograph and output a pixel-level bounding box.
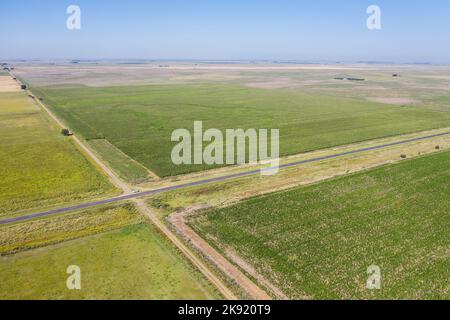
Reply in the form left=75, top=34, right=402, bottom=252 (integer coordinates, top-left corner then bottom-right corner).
left=135, top=200, right=238, bottom=300
left=169, top=208, right=273, bottom=300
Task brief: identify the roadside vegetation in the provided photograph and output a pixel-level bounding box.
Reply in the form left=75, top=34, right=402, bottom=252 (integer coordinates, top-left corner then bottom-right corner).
left=0, top=92, right=116, bottom=217
left=34, top=84, right=450, bottom=177
left=0, top=203, right=143, bottom=254
left=190, top=151, right=450, bottom=299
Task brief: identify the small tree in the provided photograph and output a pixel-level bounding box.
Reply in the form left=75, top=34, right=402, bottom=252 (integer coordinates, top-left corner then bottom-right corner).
left=61, top=128, right=70, bottom=136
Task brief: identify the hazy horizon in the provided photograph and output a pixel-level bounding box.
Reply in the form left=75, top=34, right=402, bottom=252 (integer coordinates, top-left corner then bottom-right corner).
left=2, top=1, right=450, bottom=63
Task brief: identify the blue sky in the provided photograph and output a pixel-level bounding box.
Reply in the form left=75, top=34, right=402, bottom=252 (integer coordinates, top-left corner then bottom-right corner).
left=1, top=0, right=449, bottom=62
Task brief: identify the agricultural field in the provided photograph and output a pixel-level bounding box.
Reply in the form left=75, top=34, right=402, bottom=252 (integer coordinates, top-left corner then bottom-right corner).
left=0, top=203, right=219, bottom=299
left=32, top=82, right=450, bottom=177
left=15, top=63, right=450, bottom=112
left=0, top=90, right=116, bottom=217
left=6, top=63, right=450, bottom=301
left=3, top=0, right=450, bottom=304
left=189, top=151, right=450, bottom=299
left=88, top=139, right=151, bottom=184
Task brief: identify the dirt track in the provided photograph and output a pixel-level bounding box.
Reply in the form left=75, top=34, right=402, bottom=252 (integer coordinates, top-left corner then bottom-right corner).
left=135, top=200, right=238, bottom=300
left=168, top=208, right=272, bottom=300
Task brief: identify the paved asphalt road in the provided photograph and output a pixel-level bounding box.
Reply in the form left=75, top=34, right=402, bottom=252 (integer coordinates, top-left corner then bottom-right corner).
left=1, top=131, right=449, bottom=225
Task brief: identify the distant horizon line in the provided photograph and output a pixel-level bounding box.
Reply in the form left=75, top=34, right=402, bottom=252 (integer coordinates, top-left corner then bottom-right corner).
left=1, top=58, right=449, bottom=66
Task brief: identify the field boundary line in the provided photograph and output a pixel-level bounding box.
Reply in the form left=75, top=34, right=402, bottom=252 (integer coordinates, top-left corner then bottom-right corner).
left=89, top=138, right=160, bottom=181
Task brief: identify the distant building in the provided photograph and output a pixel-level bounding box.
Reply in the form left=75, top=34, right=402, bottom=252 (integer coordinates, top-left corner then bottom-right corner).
left=334, top=76, right=365, bottom=81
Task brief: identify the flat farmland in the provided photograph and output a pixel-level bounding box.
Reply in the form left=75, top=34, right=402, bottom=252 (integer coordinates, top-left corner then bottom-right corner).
left=0, top=203, right=219, bottom=299
left=189, top=151, right=450, bottom=299
left=34, top=83, right=450, bottom=177
left=0, top=91, right=116, bottom=216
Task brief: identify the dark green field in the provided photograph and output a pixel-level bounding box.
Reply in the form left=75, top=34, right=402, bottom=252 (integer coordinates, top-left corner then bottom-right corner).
left=190, top=151, right=450, bottom=299
left=35, top=84, right=450, bottom=177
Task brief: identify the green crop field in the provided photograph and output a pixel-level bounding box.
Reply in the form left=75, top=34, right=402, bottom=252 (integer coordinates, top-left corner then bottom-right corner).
left=190, top=151, right=450, bottom=299
left=0, top=92, right=116, bottom=216
left=88, top=139, right=150, bottom=184
left=34, top=84, right=450, bottom=177
left=0, top=204, right=219, bottom=299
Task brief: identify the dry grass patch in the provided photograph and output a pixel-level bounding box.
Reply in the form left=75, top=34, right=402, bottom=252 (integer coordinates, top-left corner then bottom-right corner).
left=0, top=76, right=21, bottom=92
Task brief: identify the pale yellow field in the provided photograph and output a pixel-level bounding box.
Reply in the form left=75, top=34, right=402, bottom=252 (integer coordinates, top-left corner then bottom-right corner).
left=0, top=76, right=21, bottom=92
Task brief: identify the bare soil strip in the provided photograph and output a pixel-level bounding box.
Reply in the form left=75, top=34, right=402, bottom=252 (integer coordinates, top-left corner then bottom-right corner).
left=168, top=207, right=271, bottom=300
left=136, top=200, right=238, bottom=300
left=224, top=248, right=291, bottom=300
left=0, top=76, right=21, bottom=92
left=366, top=97, right=418, bottom=105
